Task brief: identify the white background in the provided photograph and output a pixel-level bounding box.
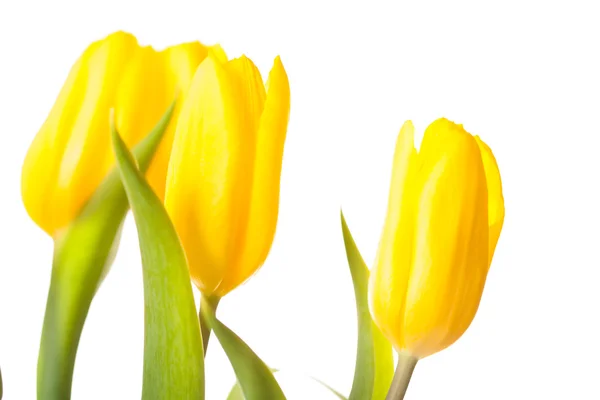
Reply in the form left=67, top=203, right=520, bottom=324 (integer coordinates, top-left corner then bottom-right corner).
left=1, top=0, right=599, bottom=399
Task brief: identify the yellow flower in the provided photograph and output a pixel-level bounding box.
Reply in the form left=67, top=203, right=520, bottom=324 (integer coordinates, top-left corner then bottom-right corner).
left=22, top=32, right=208, bottom=236
left=369, top=118, right=504, bottom=359
left=165, top=51, right=291, bottom=298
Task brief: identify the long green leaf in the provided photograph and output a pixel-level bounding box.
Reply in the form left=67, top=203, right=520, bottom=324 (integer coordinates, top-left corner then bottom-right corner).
left=201, top=300, right=285, bottom=400
left=37, top=103, right=175, bottom=400
left=112, top=122, right=204, bottom=399
left=341, top=212, right=394, bottom=400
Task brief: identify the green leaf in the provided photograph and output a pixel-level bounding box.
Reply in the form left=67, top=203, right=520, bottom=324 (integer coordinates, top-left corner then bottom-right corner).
left=341, top=212, right=394, bottom=400
left=226, top=381, right=244, bottom=400
left=201, top=300, right=285, bottom=400
left=226, top=369, right=347, bottom=400
left=37, top=103, right=175, bottom=400
left=370, top=321, right=394, bottom=400
left=311, top=377, right=347, bottom=400
left=111, top=122, right=204, bottom=399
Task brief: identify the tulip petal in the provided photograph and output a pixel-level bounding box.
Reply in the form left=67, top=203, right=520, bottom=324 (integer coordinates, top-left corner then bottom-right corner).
left=55, top=33, right=138, bottom=233
left=209, top=44, right=228, bottom=63
left=475, top=136, right=505, bottom=265
left=402, top=119, right=489, bottom=358
left=21, top=51, right=86, bottom=235
left=164, top=42, right=209, bottom=94
left=115, top=46, right=172, bottom=190
left=369, top=121, right=417, bottom=352
left=165, top=55, right=249, bottom=295
left=115, top=46, right=170, bottom=148
left=221, top=57, right=268, bottom=263
left=143, top=42, right=208, bottom=199
left=22, top=31, right=137, bottom=235
left=216, top=57, right=287, bottom=296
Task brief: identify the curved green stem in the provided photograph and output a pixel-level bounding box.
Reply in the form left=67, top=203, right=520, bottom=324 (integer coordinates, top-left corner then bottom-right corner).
left=37, top=257, right=101, bottom=399
left=385, top=353, right=418, bottom=400
left=199, top=294, right=221, bottom=355
left=38, top=218, right=126, bottom=400
left=38, top=276, right=80, bottom=400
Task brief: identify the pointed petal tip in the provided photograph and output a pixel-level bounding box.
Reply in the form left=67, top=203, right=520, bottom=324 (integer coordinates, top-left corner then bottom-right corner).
left=264, top=55, right=290, bottom=104
left=267, top=55, right=289, bottom=89
left=271, top=55, right=286, bottom=73
left=401, top=119, right=414, bottom=129
left=398, top=120, right=415, bottom=145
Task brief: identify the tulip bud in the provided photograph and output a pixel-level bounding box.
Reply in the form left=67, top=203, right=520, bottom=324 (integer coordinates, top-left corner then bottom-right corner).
left=165, top=52, right=291, bottom=298
left=21, top=31, right=138, bottom=236
left=21, top=32, right=209, bottom=235
left=369, top=118, right=504, bottom=359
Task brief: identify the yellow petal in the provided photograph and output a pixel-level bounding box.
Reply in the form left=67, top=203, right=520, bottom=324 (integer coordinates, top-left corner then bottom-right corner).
left=163, top=42, right=209, bottom=95
left=115, top=45, right=171, bottom=160
left=225, top=55, right=266, bottom=136
left=207, top=55, right=266, bottom=295
left=216, top=56, right=289, bottom=296
left=402, top=119, right=489, bottom=358
left=475, top=136, right=505, bottom=265
left=143, top=42, right=208, bottom=199
left=21, top=48, right=85, bottom=235
left=208, top=44, right=228, bottom=63
left=21, top=31, right=138, bottom=235
left=369, top=121, right=417, bottom=351
left=165, top=55, right=252, bottom=295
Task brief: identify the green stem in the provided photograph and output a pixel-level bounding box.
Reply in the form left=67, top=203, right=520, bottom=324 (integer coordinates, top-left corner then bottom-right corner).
left=37, top=248, right=104, bottom=399
left=38, top=223, right=124, bottom=400
left=38, top=275, right=89, bottom=399
left=199, top=294, right=221, bottom=355
left=37, top=198, right=127, bottom=400
left=385, top=352, right=418, bottom=400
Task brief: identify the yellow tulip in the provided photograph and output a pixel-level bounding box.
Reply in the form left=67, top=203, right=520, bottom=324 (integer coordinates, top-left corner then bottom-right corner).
left=369, top=118, right=504, bottom=359
left=165, top=51, right=291, bottom=298
left=22, top=32, right=208, bottom=236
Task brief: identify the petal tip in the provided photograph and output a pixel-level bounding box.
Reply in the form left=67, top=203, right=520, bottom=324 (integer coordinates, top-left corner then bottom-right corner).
left=402, top=119, right=414, bottom=129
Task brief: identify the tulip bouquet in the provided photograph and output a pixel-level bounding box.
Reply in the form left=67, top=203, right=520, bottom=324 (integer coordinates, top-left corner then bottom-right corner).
left=20, top=31, right=504, bottom=400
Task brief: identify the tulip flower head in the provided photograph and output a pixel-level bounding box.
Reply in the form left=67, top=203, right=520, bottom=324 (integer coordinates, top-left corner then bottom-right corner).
left=21, top=31, right=209, bottom=236
left=165, top=50, right=291, bottom=298
left=369, top=118, right=504, bottom=359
